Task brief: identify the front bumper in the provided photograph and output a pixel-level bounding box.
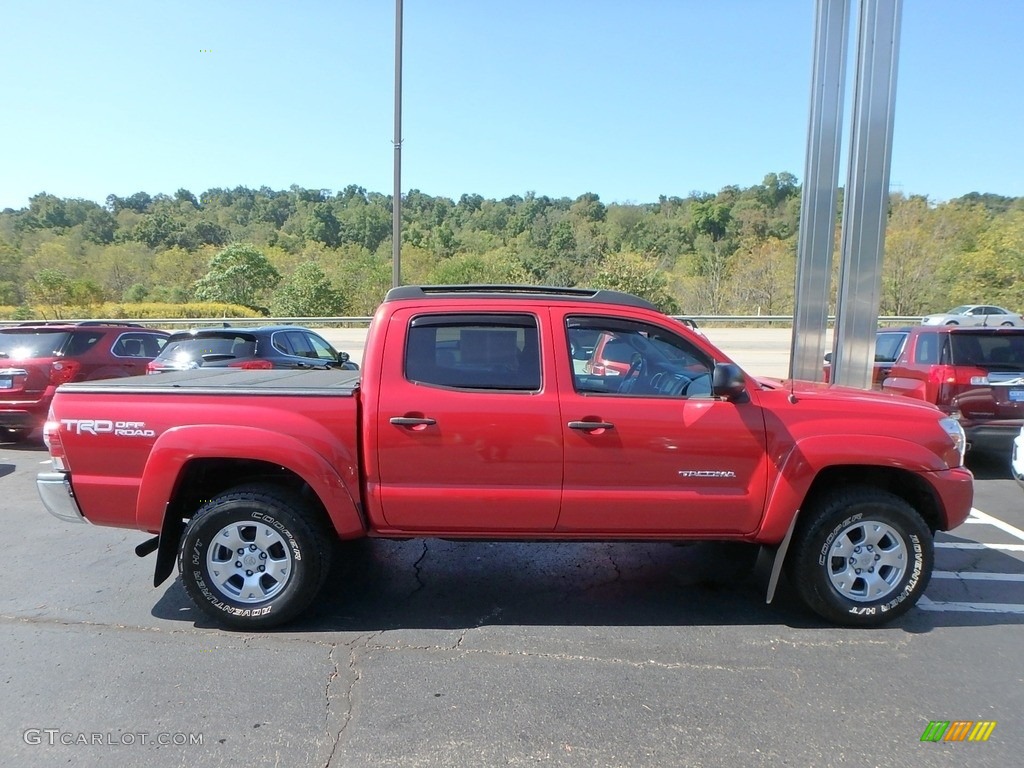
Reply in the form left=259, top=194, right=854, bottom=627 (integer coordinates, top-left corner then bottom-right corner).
left=1013, top=429, right=1024, bottom=487
left=926, top=466, right=975, bottom=531
left=37, top=471, right=86, bottom=524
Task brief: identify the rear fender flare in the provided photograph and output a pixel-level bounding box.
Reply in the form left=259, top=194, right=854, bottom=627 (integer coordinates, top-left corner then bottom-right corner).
left=138, top=423, right=364, bottom=545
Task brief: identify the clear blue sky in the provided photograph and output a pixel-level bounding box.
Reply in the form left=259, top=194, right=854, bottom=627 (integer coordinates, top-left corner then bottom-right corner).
left=2, top=0, right=1022, bottom=211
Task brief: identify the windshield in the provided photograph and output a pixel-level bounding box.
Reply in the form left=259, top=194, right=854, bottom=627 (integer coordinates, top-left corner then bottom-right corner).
left=0, top=330, right=70, bottom=360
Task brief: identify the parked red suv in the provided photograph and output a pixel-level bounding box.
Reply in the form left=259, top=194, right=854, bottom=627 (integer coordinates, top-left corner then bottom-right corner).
left=881, top=325, right=1024, bottom=452
left=0, top=322, right=168, bottom=440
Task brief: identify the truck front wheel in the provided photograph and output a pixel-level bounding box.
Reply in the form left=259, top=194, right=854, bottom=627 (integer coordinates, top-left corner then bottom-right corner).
left=788, top=488, right=933, bottom=626
left=178, top=484, right=332, bottom=629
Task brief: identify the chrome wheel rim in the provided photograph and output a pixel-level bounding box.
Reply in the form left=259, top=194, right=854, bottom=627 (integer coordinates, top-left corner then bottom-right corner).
left=206, top=521, right=292, bottom=603
left=826, top=520, right=907, bottom=602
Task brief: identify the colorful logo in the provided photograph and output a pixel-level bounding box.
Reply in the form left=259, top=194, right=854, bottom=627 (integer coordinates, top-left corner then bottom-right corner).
left=920, top=721, right=997, bottom=742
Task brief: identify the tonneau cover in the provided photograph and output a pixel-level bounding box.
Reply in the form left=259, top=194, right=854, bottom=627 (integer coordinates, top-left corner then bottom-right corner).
left=58, top=368, right=361, bottom=397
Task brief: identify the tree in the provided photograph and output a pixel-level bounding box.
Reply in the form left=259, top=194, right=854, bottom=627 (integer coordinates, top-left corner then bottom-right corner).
left=193, top=243, right=280, bottom=310
left=947, top=209, right=1024, bottom=309
left=594, top=252, right=679, bottom=313
left=304, top=203, right=342, bottom=247
left=728, top=237, right=794, bottom=315
left=269, top=262, right=345, bottom=316
left=27, top=268, right=72, bottom=318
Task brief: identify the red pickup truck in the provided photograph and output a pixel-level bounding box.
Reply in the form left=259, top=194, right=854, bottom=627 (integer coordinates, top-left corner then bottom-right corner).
left=36, top=285, right=973, bottom=629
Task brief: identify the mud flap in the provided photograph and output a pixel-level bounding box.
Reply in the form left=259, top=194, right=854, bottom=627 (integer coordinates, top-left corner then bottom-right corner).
left=153, top=514, right=186, bottom=587
left=765, top=511, right=800, bottom=604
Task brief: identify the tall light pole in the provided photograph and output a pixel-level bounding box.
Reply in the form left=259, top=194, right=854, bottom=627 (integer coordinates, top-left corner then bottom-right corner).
left=392, top=0, right=403, bottom=288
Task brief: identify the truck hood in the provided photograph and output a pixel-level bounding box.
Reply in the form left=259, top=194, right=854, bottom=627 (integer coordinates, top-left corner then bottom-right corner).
left=755, top=376, right=942, bottom=416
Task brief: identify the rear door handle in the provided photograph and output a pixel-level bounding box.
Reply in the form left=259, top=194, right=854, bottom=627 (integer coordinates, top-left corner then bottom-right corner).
left=390, top=417, right=437, bottom=427
left=568, top=421, right=615, bottom=431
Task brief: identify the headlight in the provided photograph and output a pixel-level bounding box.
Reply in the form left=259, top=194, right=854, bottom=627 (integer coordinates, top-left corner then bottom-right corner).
left=939, top=416, right=967, bottom=467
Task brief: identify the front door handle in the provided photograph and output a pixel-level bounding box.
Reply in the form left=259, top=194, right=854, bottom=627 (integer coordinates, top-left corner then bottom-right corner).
left=390, top=417, right=437, bottom=427
left=568, top=421, right=615, bottom=431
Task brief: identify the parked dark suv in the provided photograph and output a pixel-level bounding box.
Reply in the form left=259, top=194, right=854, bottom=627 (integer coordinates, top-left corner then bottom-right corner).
left=823, top=328, right=911, bottom=387
left=0, top=322, right=169, bottom=439
left=881, top=325, right=1024, bottom=452
left=147, top=326, right=358, bottom=373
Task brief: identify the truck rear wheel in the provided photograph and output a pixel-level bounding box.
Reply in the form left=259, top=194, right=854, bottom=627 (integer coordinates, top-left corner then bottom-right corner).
left=788, top=487, right=933, bottom=626
left=178, top=484, right=332, bottom=629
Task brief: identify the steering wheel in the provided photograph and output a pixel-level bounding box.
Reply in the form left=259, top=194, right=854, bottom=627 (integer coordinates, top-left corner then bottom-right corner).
left=618, top=353, right=646, bottom=394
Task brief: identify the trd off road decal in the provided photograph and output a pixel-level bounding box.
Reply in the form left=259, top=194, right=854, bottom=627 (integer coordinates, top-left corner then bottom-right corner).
left=60, top=419, right=156, bottom=437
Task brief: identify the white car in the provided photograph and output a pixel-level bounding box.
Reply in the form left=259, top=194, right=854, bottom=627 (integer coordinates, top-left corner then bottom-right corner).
left=1013, top=427, right=1024, bottom=490
left=922, top=305, right=1024, bottom=327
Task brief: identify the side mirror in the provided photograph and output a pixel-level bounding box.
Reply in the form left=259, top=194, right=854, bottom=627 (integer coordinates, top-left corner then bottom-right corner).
left=823, top=352, right=833, bottom=363
left=339, top=351, right=350, bottom=364
left=711, top=363, right=747, bottom=402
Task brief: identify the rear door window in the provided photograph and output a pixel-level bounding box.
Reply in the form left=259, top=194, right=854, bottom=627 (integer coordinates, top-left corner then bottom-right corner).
left=405, top=314, right=541, bottom=391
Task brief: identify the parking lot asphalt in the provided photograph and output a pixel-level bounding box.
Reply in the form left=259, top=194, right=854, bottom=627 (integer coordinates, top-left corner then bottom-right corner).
left=2, top=329, right=1022, bottom=767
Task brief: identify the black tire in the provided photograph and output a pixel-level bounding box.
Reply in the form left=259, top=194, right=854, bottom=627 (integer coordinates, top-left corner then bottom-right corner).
left=788, top=487, right=933, bottom=626
left=178, top=484, right=332, bottom=630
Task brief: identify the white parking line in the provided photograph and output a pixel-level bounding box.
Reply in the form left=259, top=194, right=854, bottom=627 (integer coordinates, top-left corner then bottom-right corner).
left=967, top=507, right=1024, bottom=541
left=933, top=571, right=1024, bottom=582
left=935, top=542, right=1024, bottom=552
left=917, top=595, right=1024, bottom=615
left=923, top=507, right=1024, bottom=614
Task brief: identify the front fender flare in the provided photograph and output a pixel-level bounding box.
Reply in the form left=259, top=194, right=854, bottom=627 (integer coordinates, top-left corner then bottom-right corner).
left=758, top=433, right=951, bottom=543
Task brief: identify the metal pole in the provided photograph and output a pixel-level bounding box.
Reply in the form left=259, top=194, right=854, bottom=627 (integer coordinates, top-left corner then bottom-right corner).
left=832, top=0, right=902, bottom=389
left=790, top=0, right=850, bottom=381
left=392, top=0, right=403, bottom=288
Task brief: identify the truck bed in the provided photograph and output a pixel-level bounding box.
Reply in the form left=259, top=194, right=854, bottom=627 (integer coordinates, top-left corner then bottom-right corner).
left=58, top=368, right=361, bottom=396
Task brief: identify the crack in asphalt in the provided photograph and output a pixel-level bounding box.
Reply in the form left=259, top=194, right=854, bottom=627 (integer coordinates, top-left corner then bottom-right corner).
left=322, top=643, right=342, bottom=767
left=409, top=541, right=429, bottom=596
left=323, top=632, right=382, bottom=767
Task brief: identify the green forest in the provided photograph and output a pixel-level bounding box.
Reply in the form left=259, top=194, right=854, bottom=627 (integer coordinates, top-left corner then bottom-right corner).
left=1, top=173, right=1022, bottom=320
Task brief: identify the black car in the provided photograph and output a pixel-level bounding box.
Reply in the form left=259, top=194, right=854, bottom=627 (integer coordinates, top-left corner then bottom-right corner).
left=146, top=326, right=358, bottom=373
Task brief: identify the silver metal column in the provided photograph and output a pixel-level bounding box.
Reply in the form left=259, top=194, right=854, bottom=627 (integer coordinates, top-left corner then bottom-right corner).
left=790, top=0, right=851, bottom=381
left=392, top=0, right=404, bottom=288
left=831, top=0, right=903, bottom=389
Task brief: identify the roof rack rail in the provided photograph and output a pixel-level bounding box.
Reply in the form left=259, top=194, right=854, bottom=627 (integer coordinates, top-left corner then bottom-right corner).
left=15, top=320, right=146, bottom=327
left=384, top=284, right=658, bottom=310
left=75, top=321, right=144, bottom=327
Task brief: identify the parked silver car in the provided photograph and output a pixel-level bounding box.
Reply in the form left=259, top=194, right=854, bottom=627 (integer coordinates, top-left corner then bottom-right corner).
left=922, top=305, right=1024, bottom=327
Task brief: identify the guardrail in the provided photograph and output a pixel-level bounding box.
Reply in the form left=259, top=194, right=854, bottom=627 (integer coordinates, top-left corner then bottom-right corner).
left=0, top=315, right=926, bottom=329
